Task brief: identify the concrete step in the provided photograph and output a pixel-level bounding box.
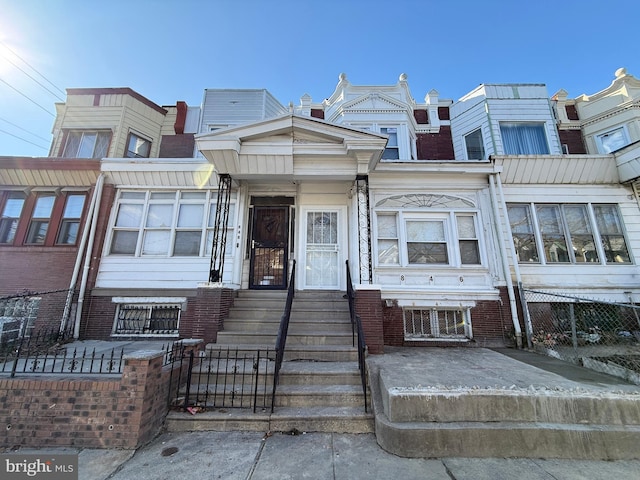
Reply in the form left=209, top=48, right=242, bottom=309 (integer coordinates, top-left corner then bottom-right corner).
left=165, top=406, right=374, bottom=434
left=221, top=320, right=352, bottom=334
left=277, top=361, right=362, bottom=385
left=205, top=344, right=359, bottom=362
left=274, top=385, right=366, bottom=407
left=216, top=331, right=354, bottom=346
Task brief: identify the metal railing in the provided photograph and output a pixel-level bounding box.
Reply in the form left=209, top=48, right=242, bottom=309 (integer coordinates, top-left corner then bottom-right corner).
left=170, top=347, right=274, bottom=412
left=522, top=288, right=640, bottom=384
left=271, top=260, right=296, bottom=412
left=0, top=325, right=125, bottom=376
left=345, top=260, right=368, bottom=412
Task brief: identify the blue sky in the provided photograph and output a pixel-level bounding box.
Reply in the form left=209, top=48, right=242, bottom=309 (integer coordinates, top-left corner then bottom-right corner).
left=1, top=0, right=638, bottom=157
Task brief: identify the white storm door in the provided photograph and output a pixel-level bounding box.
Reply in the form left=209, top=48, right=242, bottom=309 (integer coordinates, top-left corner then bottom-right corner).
left=303, top=208, right=345, bottom=289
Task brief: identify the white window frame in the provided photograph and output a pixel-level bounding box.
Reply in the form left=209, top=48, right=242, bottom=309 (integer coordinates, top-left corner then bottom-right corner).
left=62, top=130, right=111, bottom=158
left=403, top=308, right=472, bottom=340
left=374, top=210, right=484, bottom=268
left=507, top=202, right=632, bottom=265
left=107, top=189, right=236, bottom=258
left=500, top=122, right=550, bottom=155
left=464, top=128, right=485, bottom=160
left=348, top=123, right=413, bottom=160
left=595, top=125, right=630, bottom=154
left=125, top=131, right=152, bottom=158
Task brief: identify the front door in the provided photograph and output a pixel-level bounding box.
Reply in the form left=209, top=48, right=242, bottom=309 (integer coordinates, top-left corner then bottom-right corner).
left=302, top=208, right=345, bottom=290
left=249, top=206, right=289, bottom=289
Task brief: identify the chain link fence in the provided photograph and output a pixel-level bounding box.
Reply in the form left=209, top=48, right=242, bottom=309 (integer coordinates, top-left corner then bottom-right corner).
left=522, top=288, right=640, bottom=384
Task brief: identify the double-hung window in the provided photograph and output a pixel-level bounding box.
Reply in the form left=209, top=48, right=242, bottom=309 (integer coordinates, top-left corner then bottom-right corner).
left=125, top=133, right=152, bottom=158
left=0, top=192, right=26, bottom=244
left=507, top=203, right=630, bottom=265
left=25, top=194, right=56, bottom=244
left=380, top=127, right=399, bottom=159
left=464, top=128, right=485, bottom=160
left=109, top=190, right=236, bottom=257
left=62, top=130, right=111, bottom=158
left=56, top=194, right=86, bottom=245
left=500, top=123, right=550, bottom=155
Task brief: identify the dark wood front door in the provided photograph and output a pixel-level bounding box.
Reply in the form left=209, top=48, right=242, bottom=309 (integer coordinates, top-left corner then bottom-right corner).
left=249, top=206, right=289, bottom=289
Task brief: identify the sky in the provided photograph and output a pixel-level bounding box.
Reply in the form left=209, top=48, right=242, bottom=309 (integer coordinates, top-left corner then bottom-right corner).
left=0, top=0, right=638, bottom=157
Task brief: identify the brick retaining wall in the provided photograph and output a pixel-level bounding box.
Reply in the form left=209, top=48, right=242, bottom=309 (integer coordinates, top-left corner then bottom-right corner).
left=0, top=340, right=201, bottom=449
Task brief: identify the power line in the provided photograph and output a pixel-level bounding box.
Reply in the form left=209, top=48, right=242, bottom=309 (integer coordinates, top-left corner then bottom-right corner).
left=0, top=116, right=51, bottom=143
left=0, top=128, right=49, bottom=151
left=0, top=39, right=66, bottom=97
left=0, top=77, right=55, bottom=117
left=0, top=50, right=65, bottom=101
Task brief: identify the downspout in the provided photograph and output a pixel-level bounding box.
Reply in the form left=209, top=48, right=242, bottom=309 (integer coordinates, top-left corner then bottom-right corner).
left=496, top=172, right=533, bottom=347
left=73, top=173, right=105, bottom=339
left=60, top=173, right=103, bottom=334
left=488, top=172, right=522, bottom=348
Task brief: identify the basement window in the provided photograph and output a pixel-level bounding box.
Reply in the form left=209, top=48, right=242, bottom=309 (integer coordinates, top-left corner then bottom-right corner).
left=112, top=302, right=182, bottom=336
left=403, top=308, right=471, bottom=340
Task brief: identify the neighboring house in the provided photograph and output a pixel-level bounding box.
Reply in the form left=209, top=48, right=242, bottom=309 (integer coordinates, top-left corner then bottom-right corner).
left=3, top=71, right=639, bottom=351
left=0, top=88, right=193, bottom=341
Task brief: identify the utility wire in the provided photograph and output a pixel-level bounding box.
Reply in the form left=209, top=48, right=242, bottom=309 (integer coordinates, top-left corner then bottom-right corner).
left=0, top=39, right=66, bottom=97
left=0, top=77, right=55, bottom=117
left=0, top=116, right=51, bottom=143
left=0, top=50, right=65, bottom=101
left=0, top=128, right=49, bottom=151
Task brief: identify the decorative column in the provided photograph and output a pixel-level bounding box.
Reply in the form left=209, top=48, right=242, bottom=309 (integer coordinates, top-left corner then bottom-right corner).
left=356, top=175, right=372, bottom=284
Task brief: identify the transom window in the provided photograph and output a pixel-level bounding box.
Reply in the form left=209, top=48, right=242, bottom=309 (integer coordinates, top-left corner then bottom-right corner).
left=500, top=123, right=549, bottom=155
left=109, top=190, right=236, bottom=257
left=596, top=126, right=629, bottom=154
left=125, top=132, right=152, bottom=158
left=507, top=203, right=631, bottom=265
left=62, top=130, right=111, bottom=158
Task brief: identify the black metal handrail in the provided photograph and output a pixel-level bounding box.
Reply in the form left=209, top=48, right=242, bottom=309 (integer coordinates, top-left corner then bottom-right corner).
left=345, top=260, right=368, bottom=412
left=271, top=260, right=296, bottom=412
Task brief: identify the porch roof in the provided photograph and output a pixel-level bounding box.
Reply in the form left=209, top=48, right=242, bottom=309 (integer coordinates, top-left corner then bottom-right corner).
left=195, top=114, right=387, bottom=180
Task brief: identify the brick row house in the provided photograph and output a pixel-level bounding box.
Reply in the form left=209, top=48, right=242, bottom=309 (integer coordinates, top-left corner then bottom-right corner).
left=1, top=69, right=639, bottom=351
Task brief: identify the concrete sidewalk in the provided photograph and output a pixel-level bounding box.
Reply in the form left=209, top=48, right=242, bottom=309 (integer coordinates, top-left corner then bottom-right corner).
left=72, top=430, right=640, bottom=479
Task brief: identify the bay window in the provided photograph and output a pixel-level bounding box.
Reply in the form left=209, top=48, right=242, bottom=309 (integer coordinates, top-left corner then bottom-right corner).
left=464, top=128, right=485, bottom=160
left=125, top=132, right=152, bottom=158
left=507, top=203, right=631, bottom=265
left=596, top=126, right=629, bottom=154
left=109, top=189, right=236, bottom=257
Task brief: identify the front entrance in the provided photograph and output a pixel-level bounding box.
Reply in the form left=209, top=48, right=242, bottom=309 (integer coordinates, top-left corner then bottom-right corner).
left=301, top=208, right=345, bottom=290
left=249, top=205, right=289, bottom=289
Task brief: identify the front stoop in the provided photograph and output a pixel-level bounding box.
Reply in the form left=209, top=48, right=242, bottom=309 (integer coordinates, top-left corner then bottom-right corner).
left=368, top=362, right=640, bottom=460
left=167, top=290, right=372, bottom=434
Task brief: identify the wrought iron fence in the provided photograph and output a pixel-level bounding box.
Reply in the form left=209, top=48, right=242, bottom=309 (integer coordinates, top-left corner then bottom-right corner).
left=522, top=288, right=640, bottom=384
left=0, top=325, right=127, bottom=376
left=169, top=347, right=274, bottom=413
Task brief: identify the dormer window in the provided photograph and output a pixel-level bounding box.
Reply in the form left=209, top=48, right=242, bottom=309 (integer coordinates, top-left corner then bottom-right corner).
left=62, top=130, right=111, bottom=158
left=500, top=123, right=549, bottom=155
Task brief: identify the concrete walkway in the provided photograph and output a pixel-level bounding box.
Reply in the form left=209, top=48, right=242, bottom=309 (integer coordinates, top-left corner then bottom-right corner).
left=45, top=430, right=640, bottom=479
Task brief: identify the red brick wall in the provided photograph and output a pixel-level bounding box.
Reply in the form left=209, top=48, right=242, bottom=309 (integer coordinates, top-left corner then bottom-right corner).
left=354, top=289, right=384, bottom=354
left=158, top=134, right=196, bottom=158
left=416, top=126, right=455, bottom=160
left=81, top=296, right=116, bottom=339
left=0, top=343, right=201, bottom=449
left=380, top=287, right=513, bottom=348
left=558, top=129, right=587, bottom=154
left=310, top=109, right=324, bottom=119
left=193, top=285, right=235, bottom=343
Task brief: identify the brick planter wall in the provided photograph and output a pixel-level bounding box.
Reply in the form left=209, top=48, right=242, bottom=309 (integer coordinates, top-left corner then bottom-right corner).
left=0, top=340, right=202, bottom=449
left=193, top=283, right=235, bottom=344
left=354, top=287, right=384, bottom=354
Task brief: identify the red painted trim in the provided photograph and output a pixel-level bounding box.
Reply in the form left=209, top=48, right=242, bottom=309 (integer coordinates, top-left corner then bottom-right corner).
left=0, top=157, right=101, bottom=170
left=65, top=88, right=168, bottom=115
left=174, top=101, right=187, bottom=134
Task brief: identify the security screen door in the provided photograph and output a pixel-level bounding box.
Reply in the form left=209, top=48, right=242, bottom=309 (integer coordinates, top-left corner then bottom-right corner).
left=303, top=209, right=343, bottom=289
left=249, top=206, right=289, bottom=289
